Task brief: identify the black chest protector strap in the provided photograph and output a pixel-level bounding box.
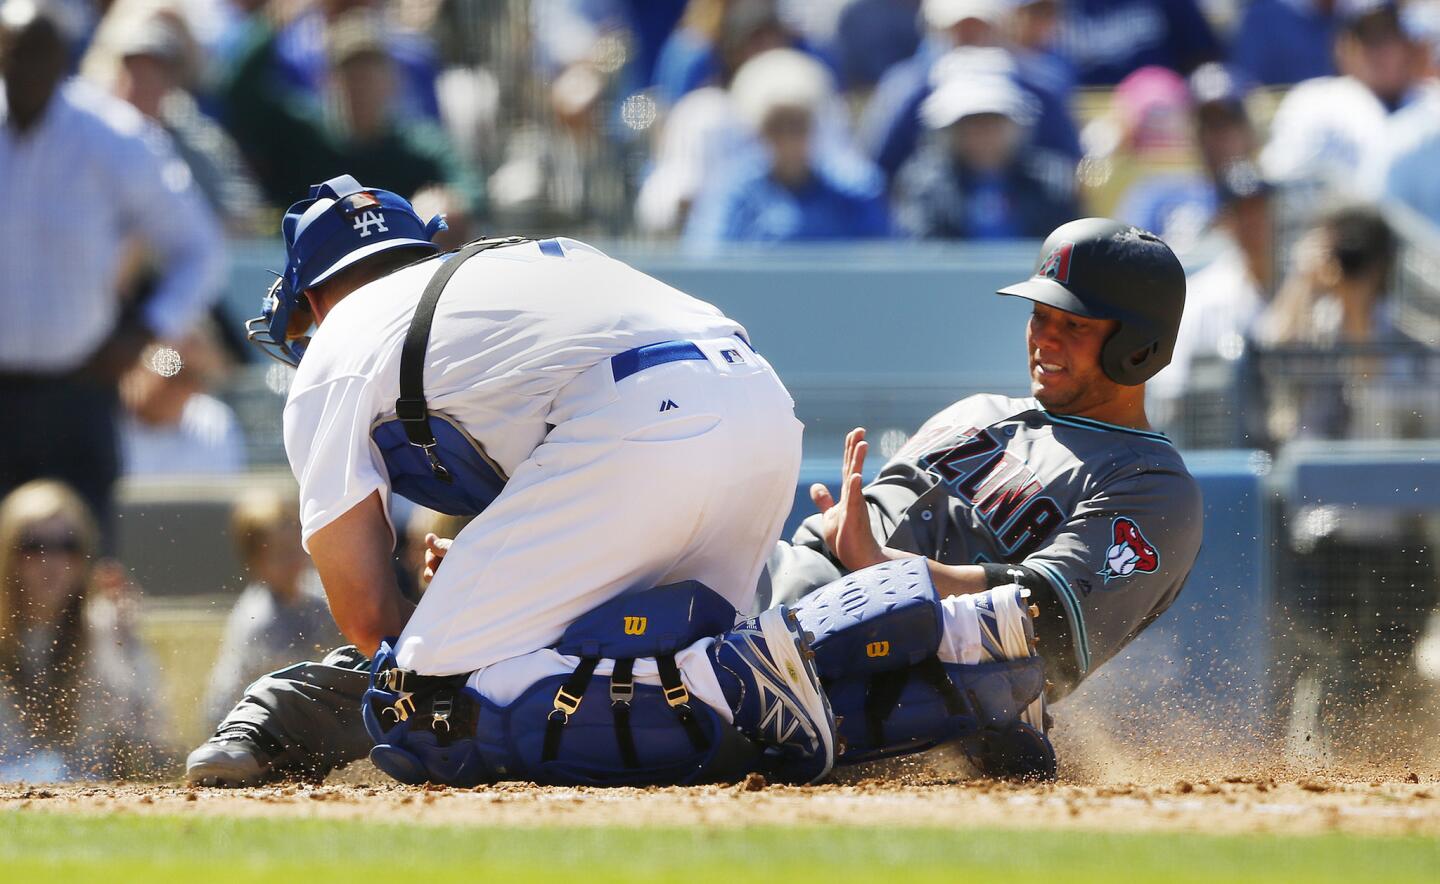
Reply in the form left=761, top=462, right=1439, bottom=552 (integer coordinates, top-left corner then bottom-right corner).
left=395, top=237, right=529, bottom=483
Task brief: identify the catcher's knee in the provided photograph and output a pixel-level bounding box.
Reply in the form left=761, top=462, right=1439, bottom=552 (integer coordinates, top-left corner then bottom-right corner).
left=363, top=582, right=761, bottom=787
left=789, top=558, right=1056, bottom=779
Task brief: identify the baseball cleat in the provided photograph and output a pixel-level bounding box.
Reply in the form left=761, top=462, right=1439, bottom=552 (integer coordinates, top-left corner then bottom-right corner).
left=711, top=606, right=838, bottom=784
left=972, top=586, right=1038, bottom=662
left=973, top=586, right=1048, bottom=731
left=185, top=724, right=278, bottom=787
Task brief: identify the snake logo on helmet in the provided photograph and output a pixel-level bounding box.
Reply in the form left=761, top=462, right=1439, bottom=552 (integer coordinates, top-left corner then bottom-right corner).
left=998, top=218, right=1186, bottom=386
left=246, top=174, right=448, bottom=366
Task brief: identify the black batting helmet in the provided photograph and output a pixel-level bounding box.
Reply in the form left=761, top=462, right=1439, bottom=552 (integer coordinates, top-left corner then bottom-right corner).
left=997, top=218, right=1186, bottom=386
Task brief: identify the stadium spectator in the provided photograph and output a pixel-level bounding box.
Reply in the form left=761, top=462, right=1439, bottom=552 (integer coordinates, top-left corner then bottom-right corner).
left=0, top=480, right=168, bottom=781
left=218, top=6, right=481, bottom=216
left=1080, top=64, right=1193, bottom=166
left=530, top=0, right=687, bottom=90
left=119, top=331, right=246, bottom=477
left=1054, top=0, right=1221, bottom=85
left=1229, top=0, right=1339, bottom=85
left=893, top=71, right=1077, bottom=239
left=1357, top=0, right=1440, bottom=214
left=1114, top=63, right=1260, bottom=250
left=1365, top=91, right=1440, bottom=228
left=262, top=0, right=441, bottom=122
left=1250, top=205, right=1438, bottom=752
left=1253, top=205, right=1427, bottom=439
left=1261, top=0, right=1433, bottom=190
left=831, top=0, right=923, bottom=91
left=1147, top=161, right=1276, bottom=416
left=203, top=489, right=340, bottom=726
left=636, top=85, right=749, bottom=234
left=652, top=0, right=817, bottom=106
left=1005, top=0, right=1076, bottom=100
left=0, top=0, right=223, bottom=540
left=1258, top=206, right=1398, bottom=357
left=859, top=0, right=1081, bottom=184
left=89, top=5, right=266, bottom=234
left=683, top=49, right=890, bottom=248
left=637, top=25, right=867, bottom=237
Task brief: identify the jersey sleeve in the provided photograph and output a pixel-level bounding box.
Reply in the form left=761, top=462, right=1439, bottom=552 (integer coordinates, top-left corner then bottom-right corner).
left=1022, top=467, right=1203, bottom=682
left=283, top=373, right=391, bottom=550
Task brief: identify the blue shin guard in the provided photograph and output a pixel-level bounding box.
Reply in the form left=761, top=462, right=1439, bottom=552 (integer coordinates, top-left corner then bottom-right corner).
left=789, top=558, right=1056, bottom=780
left=364, top=642, right=492, bottom=786
left=363, top=582, right=763, bottom=787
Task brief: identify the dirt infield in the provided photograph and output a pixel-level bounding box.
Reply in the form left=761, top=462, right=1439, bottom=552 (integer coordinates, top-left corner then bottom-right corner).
left=5, top=759, right=1437, bottom=838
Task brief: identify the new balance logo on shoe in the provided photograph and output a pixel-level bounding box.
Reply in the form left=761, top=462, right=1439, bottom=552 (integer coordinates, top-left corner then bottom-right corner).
left=659, top=399, right=679, bottom=412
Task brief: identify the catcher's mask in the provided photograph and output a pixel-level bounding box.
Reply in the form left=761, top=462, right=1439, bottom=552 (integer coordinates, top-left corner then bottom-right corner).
left=246, top=174, right=446, bottom=366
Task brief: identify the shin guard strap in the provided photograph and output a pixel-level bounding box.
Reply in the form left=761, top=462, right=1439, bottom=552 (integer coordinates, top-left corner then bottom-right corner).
left=543, top=656, right=601, bottom=762
left=657, top=654, right=708, bottom=752
left=863, top=670, right=909, bottom=749
left=915, top=657, right=966, bottom=716
left=611, top=657, right=640, bottom=769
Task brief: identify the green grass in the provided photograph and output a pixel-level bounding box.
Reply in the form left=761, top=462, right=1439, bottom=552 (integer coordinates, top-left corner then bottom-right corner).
left=2, top=812, right=1437, bottom=883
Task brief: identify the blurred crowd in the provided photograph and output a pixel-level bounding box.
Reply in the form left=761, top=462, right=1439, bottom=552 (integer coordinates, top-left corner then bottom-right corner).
left=1, top=0, right=1436, bottom=243
left=3, top=0, right=1440, bottom=778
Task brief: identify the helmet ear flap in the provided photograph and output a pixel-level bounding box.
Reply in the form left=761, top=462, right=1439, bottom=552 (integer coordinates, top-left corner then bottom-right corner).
left=1128, top=342, right=1158, bottom=369
left=1101, top=329, right=1161, bottom=386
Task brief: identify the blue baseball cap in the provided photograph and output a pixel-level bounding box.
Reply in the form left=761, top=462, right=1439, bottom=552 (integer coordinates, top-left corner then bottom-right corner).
left=282, top=174, right=446, bottom=294
left=246, top=174, right=446, bottom=366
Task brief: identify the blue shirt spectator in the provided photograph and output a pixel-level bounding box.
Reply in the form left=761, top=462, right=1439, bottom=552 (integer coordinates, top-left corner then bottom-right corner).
left=270, top=5, right=440, bottom=121
left=832, top=0, right=923, bottom=90
left=1115, top=63, right=1259, bottom=251
left=1230, top=0, right=1338, bottom=85
left=894, top=73, right=1077, bottom=239
left=530, top=0, right=686, bottom=88
left=652, top=0, right=838, bottom=105
left=683, top=48, right=891, bottom=248
left=1115, top=173, right=1217, bottom=246
left=1055, top=0, right=1221, bottom=85
left=860, top=41, right=1081, bottom=183
left=684, top=155, right=892, bottom=247
left=622, top=0, right=689, bottom=86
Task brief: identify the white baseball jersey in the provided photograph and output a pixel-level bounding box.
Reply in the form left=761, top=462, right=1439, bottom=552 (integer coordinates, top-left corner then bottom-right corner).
left=285, top=237, right=745, bottom=545
left=284, top=237, right=803, bottom=690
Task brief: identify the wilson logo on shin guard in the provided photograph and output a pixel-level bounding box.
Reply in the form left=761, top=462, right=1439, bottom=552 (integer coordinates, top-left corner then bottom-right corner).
left=865, top=641, right=890, bottom=658
left=623, top=616, right=648, bottom=635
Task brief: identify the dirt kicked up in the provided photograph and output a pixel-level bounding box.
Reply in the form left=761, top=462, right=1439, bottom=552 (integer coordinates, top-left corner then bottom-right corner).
left=3, top=763, right=1437, bottom=839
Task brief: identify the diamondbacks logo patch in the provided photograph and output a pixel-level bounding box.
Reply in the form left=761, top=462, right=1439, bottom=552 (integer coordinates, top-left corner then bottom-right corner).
left=1099, top=517, right=1159, bottom=582
left=1037, top=241, right=1075, bottom=284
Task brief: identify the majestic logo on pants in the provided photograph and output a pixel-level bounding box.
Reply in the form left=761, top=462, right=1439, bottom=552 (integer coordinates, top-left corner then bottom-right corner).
left=1099, top=517, right=1160, bottom=582
left=352, top=210, right=388, bottom=237
left=623, top=616, right=648, bottom=635
left=865, top=641, right=890, bottom=658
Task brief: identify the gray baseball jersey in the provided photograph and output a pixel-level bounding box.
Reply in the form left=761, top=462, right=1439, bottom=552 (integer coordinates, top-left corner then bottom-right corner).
left=765, top=394, right=1203, bottom=695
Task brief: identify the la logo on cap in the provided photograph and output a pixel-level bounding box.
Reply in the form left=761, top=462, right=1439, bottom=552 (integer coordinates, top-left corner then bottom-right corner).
left=353, top=210, right=388, bottom=237
left=1038, top=241, right=1074, bottom=284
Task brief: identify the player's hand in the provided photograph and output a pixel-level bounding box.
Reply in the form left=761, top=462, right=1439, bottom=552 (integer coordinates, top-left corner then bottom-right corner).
left=810, top=428, right=886, bottom=572
left=422, top=533, right=452, bottom=585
